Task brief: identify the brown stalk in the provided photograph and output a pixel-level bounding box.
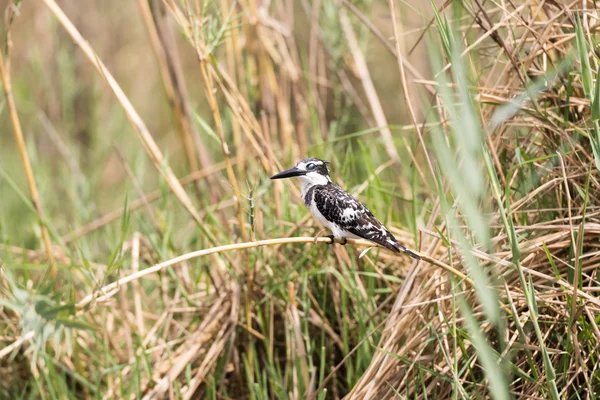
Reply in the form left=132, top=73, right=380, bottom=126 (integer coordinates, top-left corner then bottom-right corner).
left=388, top=0, right=436, bottom=184
left=41, top=0, right=219, bottom=245
left=5, top=1, right=600, bottom=398
left=161, top=2, right=285, bottom=182
left=219, top=0, right=245, bottom=178
left=185, top=8, right=247, bottom=240
left=0, top=47, right=56, bottom=276
left=0, top=232, right=469, bottom=365
left=145, top=295, right=233, bottom=397
left=341, top=0, right=436, bottom=96
left=287, top=282, right=311, bottom=394
left=179, top=1, right=255, bottom=338
left=338, top=7, right=400, bottom=164
left=5, top=238, right=419, bottom=334
left=137, top=0, right=219, bottom=202
left=137, top=0, right=198, bottom=173
left=308, top=0, right=328, bottom=140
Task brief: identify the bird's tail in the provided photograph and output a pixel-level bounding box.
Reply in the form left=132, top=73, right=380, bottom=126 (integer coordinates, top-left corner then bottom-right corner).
left=386, top=240, right=421, bottom=260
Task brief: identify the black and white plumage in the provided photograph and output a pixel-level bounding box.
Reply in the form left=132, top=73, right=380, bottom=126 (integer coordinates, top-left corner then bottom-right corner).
left=270, top=158, right=420, bottom=260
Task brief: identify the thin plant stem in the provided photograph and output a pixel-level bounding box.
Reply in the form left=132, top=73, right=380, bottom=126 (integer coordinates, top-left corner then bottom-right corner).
left=40, top=0, right=219, bottom=246
left=0, top=51, right=56, bottom=277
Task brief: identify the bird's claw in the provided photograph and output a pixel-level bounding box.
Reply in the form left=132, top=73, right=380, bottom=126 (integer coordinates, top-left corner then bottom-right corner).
left=319, top=235, right=346, bottom=246
left=323, top=236, right=347, bottom=245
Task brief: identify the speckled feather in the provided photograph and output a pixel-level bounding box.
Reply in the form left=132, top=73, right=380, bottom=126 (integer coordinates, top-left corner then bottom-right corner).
left=305, top=182, right=419, bottom=258
left=271, top=157, right=419, bottom=259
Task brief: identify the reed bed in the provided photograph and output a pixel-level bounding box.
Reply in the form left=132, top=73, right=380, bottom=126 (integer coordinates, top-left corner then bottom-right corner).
left=1, top=0, right=599, bottom=398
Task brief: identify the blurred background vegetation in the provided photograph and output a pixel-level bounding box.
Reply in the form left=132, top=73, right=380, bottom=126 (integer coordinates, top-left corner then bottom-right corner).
left=1, top=0, right=600, bottom=398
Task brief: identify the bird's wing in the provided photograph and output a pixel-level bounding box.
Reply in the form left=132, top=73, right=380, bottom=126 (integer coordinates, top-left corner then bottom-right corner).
left=313, top=184, right=399, bottom=250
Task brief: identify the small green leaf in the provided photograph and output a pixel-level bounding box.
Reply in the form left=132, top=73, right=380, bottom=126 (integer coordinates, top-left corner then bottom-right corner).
left=575, top=17, right=593, bottom=99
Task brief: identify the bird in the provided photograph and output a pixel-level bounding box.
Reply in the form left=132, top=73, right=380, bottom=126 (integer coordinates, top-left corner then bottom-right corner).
left=270, top=157, right=420, bottom=260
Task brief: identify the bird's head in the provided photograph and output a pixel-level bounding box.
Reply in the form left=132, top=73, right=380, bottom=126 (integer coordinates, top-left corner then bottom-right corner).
left=270, top=157, right=331, bottom=185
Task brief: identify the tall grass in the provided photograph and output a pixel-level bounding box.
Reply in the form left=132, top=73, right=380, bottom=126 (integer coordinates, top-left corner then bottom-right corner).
left=1, top=0, right=600, bottom=399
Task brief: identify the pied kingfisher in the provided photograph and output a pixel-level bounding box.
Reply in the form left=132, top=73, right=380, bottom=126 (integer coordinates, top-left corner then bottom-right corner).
left=270, top=157, right=420, bottom=260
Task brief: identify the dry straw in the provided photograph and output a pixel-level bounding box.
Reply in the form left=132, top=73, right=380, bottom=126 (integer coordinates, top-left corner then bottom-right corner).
left=1, top=0, right=600, bottom=399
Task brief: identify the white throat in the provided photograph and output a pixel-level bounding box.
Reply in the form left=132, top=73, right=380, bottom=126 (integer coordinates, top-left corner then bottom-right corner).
left=299, top=172, right=330, bottom=198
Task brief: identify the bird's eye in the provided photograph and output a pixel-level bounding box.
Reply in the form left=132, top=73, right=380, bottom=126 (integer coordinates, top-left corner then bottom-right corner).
left=306, top=163, right=315, bottom=170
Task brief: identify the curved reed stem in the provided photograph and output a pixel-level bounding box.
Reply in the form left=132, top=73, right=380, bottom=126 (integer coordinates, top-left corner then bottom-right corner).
left=1, top=235, right=472, bottom=360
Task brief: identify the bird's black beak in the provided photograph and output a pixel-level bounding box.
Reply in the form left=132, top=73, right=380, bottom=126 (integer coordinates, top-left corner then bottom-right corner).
left=270, top=167, right=306, bottom=180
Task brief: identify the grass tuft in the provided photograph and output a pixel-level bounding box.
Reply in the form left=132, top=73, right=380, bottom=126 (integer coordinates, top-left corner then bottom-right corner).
left=1, top=0, right=600, bottom=398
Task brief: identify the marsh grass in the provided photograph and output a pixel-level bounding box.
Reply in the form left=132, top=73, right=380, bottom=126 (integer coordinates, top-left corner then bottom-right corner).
left=1, top=0, right=600, bottom=399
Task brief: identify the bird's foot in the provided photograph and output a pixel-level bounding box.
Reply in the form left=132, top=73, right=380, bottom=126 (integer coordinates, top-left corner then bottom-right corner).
left=322, top=236, right=347, bottom=245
